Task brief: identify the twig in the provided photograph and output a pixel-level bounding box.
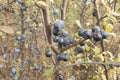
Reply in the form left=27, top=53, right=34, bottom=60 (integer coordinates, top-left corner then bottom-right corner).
left=57, top=61, right=120, bottom=70
left=113, top=0, right=117, bottom=11
left=61, top=0, right=68, bottom=20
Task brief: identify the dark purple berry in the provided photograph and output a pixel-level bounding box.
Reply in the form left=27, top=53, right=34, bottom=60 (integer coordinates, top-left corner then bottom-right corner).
left=82, top=30, right=92, bottom=39
left=62, top=54, right=69, bottom=61
left=92, top=27, right=100, bottom=33
left=79, top=41, right=85, bottom=46
left=69, top=37, right=75, bottom=44
left=61, top=30, right=69, bottom=37
left=59, top=75, right=64, bottom=80
left=78, top=29, right=85, bottom=36
left=89, top=54, right=93, bottom=60
left=56, top=54, right=69, bottom=61
left=45, top=50, right=52, bottom=57
left=63, top=38, right=70, bottom=47
left=54, top=20, right=65, bottom=30
left=58, top=38, right=64, bottom=45
left=101, top=31, right=108, bottom=39
left=53, top=8, right=59, bottom=15
left=76, top=47, right=83, bottom=53
left=92, top=9, right=97, bottom=17
left=53, top=28, right=60, bottom=36
left=93, top=33, right=102, bottom=41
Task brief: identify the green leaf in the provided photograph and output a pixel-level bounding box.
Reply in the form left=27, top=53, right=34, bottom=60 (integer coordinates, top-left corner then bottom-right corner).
left=44, top=69, right=53, bottom=77
left=92, top=47, right=100, bottom=56
left=85, top=45, right=90, bottom=51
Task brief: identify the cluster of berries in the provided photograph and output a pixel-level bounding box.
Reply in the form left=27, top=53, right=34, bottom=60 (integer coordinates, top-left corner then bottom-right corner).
left=78, top=26, right=108, bottom=41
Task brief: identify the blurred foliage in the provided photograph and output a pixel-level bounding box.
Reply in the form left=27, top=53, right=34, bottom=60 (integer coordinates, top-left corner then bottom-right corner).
left=0, top=0, right=119, bottom=80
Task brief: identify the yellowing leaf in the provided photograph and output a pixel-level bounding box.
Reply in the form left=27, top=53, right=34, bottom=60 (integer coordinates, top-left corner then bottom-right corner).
left=92, top=47, right=100, bottom=56
left=97, top=54, right=104, bottom=61
left=105, top=4, right=111, bottom=14
left=0, top=26, right=14, bottom=34
left=75, top=20, right=81, bottom=28
left=16, top=31, right=21, bottom=35
left=25, top=44, right=28, bottom=48
left=67, top=78, right=72, bottom=80
left=108, top=68, right=117, bottom=80
left=44, top=69, right=53, bottom=77
left=101, top=74, right=107, bottom=80
left=37, top=1, right=46, bottom=7
left=110, top=16, right=117, bottom=23
left=105, top=24, right=113, bottom=32
left=98, top=67, right=104, bottom=74
left=115, top=53, right=120, bottom=62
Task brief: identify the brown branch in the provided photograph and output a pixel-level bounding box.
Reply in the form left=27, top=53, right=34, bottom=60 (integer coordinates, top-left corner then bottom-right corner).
left=93, top=0, right=100, bottom=25
left=57, top=62, right=120, bottom=70
left=99, top=15, right=108, bottom=21
left=61, top=0, right=68, bottom=20
left=113, top=0, right=117, bottom=11
left=38, top=0, right=59, bottom=55
left=41, top=0, right=51, bottom=44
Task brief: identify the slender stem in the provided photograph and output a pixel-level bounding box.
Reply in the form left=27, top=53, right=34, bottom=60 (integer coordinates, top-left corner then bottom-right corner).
left=61, top=0, right=68, bottom=20
left=113, top=0, right=117, bottom=11
left=57, top=61, right=120, bottom=70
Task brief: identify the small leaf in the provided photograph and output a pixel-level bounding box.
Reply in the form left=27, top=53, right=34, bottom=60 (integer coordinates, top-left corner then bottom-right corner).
left=108, top=68, right=117, bottom=80
left=115, top=53, right=120, bottom=62
left=85, top=45, right=90, bottom=51
left=0, top=26, right=14, bottom=34
left=92, top=47, right=100, bottom=56
left=75, top=20, right=82, bottom=28
left=101, top=74, right=107, bottom=80
left=37, top=1, right=46, bottom=7
left=67, top=78, right=72, bottom=80
left=105, top=4, right=111, bottom=14
left=105, top=24, right=113, bottom=32
left=16, top=31, right=21, bottom=35
left=97, top=54, right=104, bottom=61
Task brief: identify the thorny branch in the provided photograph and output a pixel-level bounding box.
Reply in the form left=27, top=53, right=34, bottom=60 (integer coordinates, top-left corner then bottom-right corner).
left=57, top=62, right=120, bottom=70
